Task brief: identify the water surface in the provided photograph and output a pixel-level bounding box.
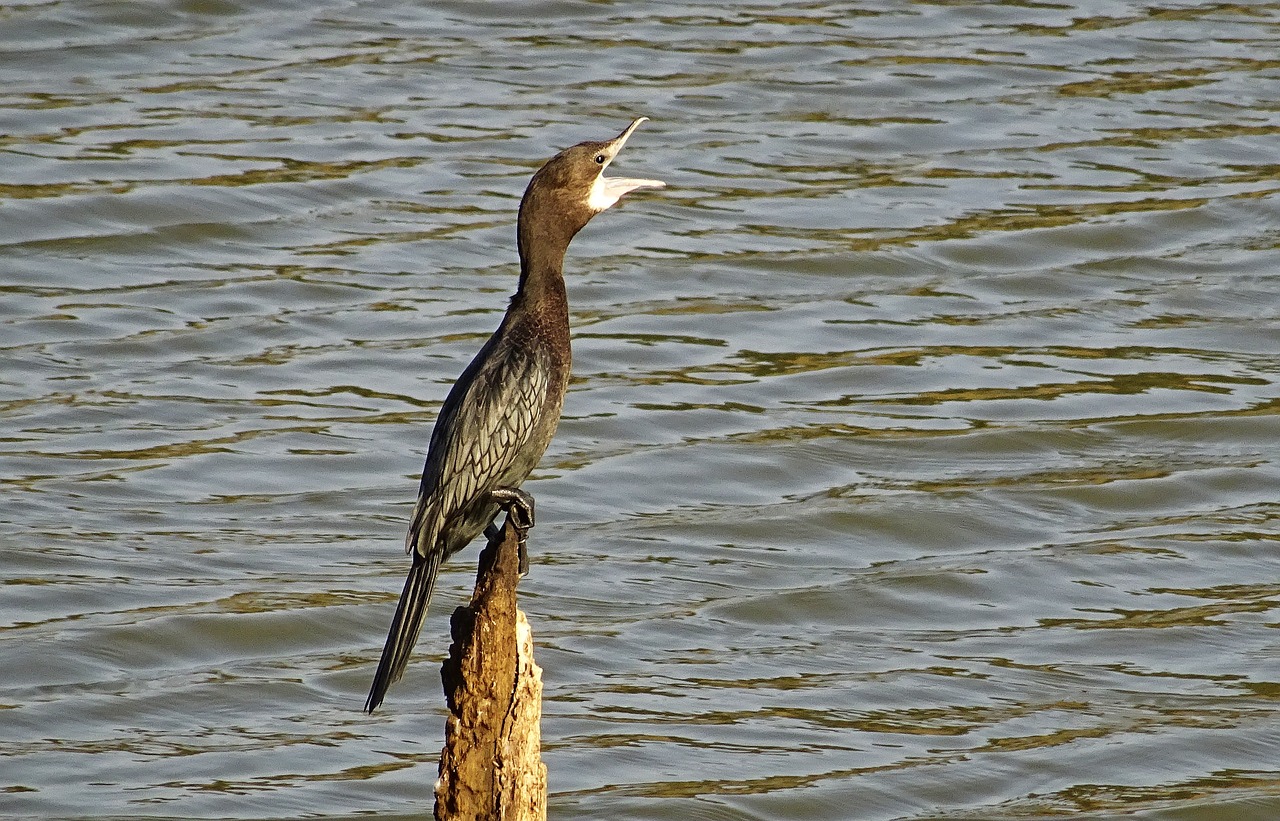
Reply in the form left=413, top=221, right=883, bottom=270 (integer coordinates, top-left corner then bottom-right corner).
left=2, top=2, right=1279, bottom=819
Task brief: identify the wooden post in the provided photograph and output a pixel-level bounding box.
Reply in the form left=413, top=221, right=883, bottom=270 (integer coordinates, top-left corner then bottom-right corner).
left=435, top=514, right=547, bottom=821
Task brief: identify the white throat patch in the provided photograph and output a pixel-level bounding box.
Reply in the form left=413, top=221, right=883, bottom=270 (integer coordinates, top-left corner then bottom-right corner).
left=586, top=173, right=620, bottom=213
left=586, top=173, right=665, bottom=213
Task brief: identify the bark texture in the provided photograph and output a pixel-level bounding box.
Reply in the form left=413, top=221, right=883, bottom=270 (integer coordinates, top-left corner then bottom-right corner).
left=435, top=516, right=546, bottom=821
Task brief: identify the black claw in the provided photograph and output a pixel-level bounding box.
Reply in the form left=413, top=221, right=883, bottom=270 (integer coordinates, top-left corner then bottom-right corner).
left=490, top=486, right=534, bottom=576
left=491, top=486, right=534, bottom=531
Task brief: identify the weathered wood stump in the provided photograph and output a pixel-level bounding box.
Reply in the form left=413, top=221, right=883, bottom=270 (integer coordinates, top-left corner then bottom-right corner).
left=435, top=514, right=546, bottom=821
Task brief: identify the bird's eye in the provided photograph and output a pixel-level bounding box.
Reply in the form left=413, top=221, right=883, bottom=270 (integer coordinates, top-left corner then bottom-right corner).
left=594, top=153, right=606, bottom=164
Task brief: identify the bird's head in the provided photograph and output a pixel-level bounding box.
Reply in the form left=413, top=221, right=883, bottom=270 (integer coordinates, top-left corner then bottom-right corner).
left=517, top=117, right=664, bottom=261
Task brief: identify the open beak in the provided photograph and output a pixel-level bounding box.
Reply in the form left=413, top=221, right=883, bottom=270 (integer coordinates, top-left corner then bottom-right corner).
left=597, top=117, right=665, bottom=204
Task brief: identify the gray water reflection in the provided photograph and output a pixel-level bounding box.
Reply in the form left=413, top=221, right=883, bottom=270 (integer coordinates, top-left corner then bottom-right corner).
left=2, top=1, right=1279, bottom=820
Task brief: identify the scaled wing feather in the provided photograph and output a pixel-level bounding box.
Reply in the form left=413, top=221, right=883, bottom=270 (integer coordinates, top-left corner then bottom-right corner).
left=405, top=342, right=551, bottom=558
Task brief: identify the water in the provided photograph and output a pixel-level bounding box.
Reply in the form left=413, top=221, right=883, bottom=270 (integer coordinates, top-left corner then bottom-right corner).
left=3, top=1, right=1279, bottom=819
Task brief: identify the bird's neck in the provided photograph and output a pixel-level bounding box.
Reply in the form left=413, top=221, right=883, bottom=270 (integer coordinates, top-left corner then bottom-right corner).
left=510, top=247, right=570, bottom=345
left=516, top=240, right=567, bottom=295
left=517, top=240, right=566, bottom=291
left=514, top=211, right=575, bottom=317
left=513, top=198, right=586, bottom=341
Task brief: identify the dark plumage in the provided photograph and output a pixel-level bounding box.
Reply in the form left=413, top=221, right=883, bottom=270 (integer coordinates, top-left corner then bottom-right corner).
left=366, top=118, right=664, bottom=712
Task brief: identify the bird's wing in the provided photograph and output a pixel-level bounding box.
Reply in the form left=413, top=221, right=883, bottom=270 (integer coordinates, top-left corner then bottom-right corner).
left=404, top=337, right=552, bottom=557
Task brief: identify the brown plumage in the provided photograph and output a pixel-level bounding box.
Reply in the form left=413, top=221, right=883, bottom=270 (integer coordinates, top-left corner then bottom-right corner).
left=365, top=118, right=664, bottom=712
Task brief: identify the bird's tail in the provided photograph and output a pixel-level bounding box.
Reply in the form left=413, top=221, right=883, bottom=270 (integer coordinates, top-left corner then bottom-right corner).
left=365, top=549, right=442, bottom=712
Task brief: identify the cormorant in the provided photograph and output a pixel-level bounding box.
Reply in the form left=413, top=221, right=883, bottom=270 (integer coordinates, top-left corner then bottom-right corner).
left=366, top=118, right=664, bottom=712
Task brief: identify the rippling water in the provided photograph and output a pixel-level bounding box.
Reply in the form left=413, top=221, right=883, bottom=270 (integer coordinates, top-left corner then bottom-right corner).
left=3, top=2, right=1279, bottom=820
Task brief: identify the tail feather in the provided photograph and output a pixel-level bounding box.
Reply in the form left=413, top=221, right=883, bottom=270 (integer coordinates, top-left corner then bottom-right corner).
left=365, top=549, right=442, bottom=713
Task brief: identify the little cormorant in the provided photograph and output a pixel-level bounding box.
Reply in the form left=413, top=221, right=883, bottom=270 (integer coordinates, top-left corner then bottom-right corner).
left=365, top=118, right=664, bottom=712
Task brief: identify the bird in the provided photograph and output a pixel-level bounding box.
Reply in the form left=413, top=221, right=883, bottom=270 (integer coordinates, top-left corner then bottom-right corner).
left=365, top=117, right=664, bottom=713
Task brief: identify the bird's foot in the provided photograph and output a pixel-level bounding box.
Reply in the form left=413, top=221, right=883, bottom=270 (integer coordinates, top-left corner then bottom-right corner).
left=490, top=486, right=534, bottom=576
